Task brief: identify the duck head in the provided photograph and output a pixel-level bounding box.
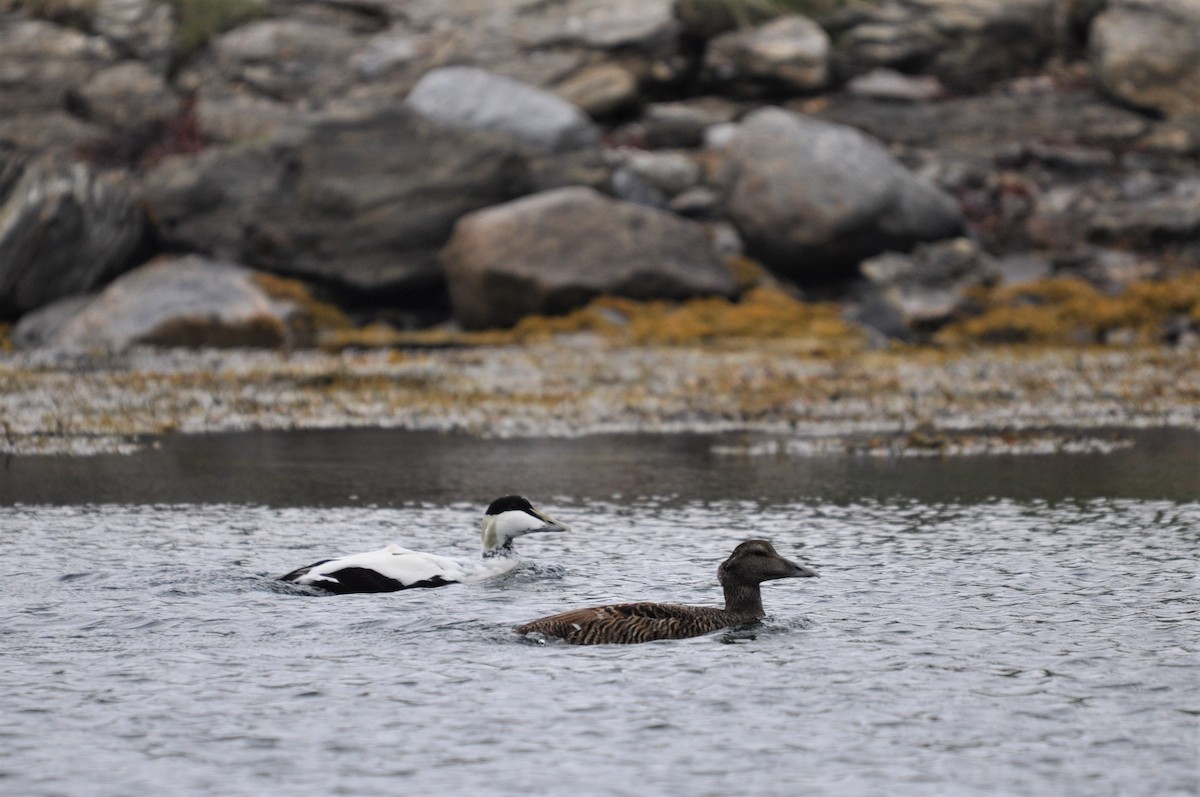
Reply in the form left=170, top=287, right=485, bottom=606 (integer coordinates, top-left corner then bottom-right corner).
left=481, top=495, right=570, bottom=553
left=718, top=539, right=819, bottom=587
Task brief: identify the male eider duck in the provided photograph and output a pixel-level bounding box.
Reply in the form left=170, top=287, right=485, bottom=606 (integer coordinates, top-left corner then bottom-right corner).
left=515, top=540, right=817, bottom=644
left=278, top=496, right=569, bottom=594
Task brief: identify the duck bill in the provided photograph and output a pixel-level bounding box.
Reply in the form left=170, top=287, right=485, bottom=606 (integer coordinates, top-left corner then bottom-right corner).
left=532, top=508, right=571, bottom=533
left=787, top=561, right=820, bottom=578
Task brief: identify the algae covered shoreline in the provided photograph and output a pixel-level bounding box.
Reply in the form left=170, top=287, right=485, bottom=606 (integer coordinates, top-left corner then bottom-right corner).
left=3, top=341, right=1197, bottom=457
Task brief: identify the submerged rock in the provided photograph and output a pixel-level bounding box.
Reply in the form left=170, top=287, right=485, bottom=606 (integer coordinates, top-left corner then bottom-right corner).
left=0, top=158, right=143, bottom=316
left=441, top=186, right=737, bottom=329
left=717, top=108, right=965, bottom=282
left=28, top=255, right=331, bottom=351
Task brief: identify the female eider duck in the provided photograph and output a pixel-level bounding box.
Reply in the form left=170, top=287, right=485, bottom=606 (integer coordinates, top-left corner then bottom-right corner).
left=278, top=496, right=569, bottom=594
left=515, top=540, right=817, bottom=644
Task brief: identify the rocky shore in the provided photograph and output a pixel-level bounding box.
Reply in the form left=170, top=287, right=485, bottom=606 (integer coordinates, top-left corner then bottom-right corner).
left=2, top=341, right=1197, bottom=455
left=2, top=0, right=1199, bottom=345
left=1, top=0, right=1199, bottom=455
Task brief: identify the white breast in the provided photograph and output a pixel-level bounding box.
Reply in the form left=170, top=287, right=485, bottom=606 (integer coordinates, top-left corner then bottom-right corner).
left=298, top=544, right=474, bottom=587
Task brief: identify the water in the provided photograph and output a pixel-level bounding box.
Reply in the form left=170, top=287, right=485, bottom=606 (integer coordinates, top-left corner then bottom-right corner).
left=2, top=432, right=1198, bottom=797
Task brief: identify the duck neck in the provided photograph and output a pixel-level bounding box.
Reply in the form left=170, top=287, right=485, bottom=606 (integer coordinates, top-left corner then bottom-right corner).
left=722, top=582, right=765, bottom=619
left=482, top=539, right=515, bottom=559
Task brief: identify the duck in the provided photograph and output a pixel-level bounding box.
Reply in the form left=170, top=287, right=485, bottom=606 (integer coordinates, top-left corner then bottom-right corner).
left=278, top=495, right=569, bottom=594
left=515, top=539, right=817, bottom=644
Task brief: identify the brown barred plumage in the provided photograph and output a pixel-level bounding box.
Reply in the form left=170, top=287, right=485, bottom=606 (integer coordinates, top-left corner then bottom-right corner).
left=515, top=540, right=819, bottom=645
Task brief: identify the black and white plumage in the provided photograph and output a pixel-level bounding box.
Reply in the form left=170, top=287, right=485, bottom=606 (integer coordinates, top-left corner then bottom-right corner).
left=278, top=496, right=569, bottom=594
left=515, top=540, right=818, bottom=645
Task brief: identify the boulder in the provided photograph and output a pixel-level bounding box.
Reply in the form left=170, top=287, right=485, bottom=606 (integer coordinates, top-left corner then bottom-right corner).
left=852, top=238, right=1000, bottom=340
left=74, top=61, right=179, bottom=130
left=554, top=63, right=640, bottom=116
left=0, top=158, right=143, bottom=317
left=717, top=108, right=965, bottom=282
left=0, top=20, right=115, bottom=113
left=1090, top=0, right=1200, bottom=117
left=832, top=0, right=1056, bottom=92
left=179, top=19, right=364, bottom=105
left=405, top=67, right=601, bottom=154
left=92, top=0, right=176, bottom=74
left=140, top=104, right=527, bottom=297
left=28, top=255, right=330, bottom=351
left=441, top=186, right=738, bottom=329
left=704, top=15, right=830, bottom=92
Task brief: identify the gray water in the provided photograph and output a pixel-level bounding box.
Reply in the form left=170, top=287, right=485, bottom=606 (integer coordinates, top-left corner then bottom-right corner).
left=2, top=431, right=1198, bottom=797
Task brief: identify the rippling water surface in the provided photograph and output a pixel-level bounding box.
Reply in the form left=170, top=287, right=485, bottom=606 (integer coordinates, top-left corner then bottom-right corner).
left=2, top=434, right=1198, bottom=797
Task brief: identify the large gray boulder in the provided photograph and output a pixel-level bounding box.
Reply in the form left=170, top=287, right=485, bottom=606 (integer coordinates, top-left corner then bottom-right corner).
left=1091, top=0, right=1200, bottom=117
left=406, top=67, right=601, bottom=154
left=717, top=108, right=965, bottom=281
left=832, top=0, right=1056, bottom=92
left=24, top=255, right=330, bottom=351
left=441, top=186, right=738, bottom=329
left=140, top=105, right=527, bottom=297
left=0, top=159, right=143, bottom=316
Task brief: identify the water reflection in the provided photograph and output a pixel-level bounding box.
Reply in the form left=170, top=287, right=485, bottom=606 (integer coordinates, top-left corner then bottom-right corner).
left=3, top=427, right=1199, bottom=506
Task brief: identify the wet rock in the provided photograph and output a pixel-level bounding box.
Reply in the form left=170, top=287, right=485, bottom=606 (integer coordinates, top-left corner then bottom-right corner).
left=405, top=67, right=601, bottom=154
left=441, top=186, right=737, bottom=329
left=140, top=104, right=527, bottom=297
left=853, top=238, right=1000, bottom=340
left=1091, top=0, right=1200, bottom=117
left=37, top=255, right=327, bottom=351
left=833, top=0, right=1056, bottom=92
left=717, top=108, right=965, bottom=282
left=74, top=61, right=179, bottom=130
left=0, top=158, right=143, bottom=316
left=704, top=15, right=830, bottom=92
